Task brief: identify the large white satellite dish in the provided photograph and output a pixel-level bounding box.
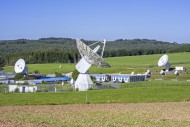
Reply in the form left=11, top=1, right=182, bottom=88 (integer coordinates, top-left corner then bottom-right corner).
left=14, top=59, right=28, bottom=74
left=158, top=54, right=171, bottom=72
left=75, top=39, right=111, bottom=91
left=76, top=39, right=110, bottom=73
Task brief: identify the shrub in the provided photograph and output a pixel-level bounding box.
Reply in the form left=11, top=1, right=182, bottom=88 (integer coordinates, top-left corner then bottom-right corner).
left=23, top=81, right=29, bottom=85
left=33, top=70, right=40, bottom=74
left=72, top=69, right=79, bottom=81
left=56, top=72, right=62, bottom=77
left=14, top=88, right=19, bottom=93
left=14, top=73, right=24, bottom=80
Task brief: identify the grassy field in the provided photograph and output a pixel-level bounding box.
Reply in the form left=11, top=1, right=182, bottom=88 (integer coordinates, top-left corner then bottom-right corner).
left=2, top=53, right=190, bottom=126
left=1, top=81, right=190, bottom=106
left=1, top=81, right=190, bottom=126
left=3, top=52, right=190, bottom=74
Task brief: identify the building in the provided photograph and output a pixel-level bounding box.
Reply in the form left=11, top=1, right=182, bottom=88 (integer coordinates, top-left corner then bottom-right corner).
left=9, top=85, right=37, bottom=93
left=175, top=66, right=186, bottom=71
left=91, top=74, right=146, bottom=83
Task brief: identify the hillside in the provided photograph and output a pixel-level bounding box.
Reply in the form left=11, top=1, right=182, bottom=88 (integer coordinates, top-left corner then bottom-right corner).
left=1, top=37, right=190, bottom=66
left=4, top=52, right=190, bottom=75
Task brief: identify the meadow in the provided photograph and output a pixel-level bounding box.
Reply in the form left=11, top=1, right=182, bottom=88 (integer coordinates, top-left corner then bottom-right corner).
left=1, top=52, right=190, bottom=106
left=3, top=52, right=190, bottom=74
left=1, top=81, right=190, bottom=106
left=1, top=53, right=190, bottom=126
left=1, top=80, right=190, bottom=126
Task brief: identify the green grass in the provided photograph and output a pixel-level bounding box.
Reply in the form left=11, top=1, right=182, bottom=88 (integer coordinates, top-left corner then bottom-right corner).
left=4, top=63, right=75, bottom=74
left=1, top=85, right=190, bottom=106
left=3, top=52, right=190, bottom=74
left=121, top=80, right=190, bottom=88
left=2, top=52, right=190, bottom=106
left=2, top=53, right=190, bottom=126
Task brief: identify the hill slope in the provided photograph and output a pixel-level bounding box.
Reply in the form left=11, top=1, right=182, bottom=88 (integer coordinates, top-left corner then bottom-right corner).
left=1, top=38, right=190, bottom=66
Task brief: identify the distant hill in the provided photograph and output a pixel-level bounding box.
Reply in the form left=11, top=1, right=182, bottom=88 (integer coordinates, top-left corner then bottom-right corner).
left=0, top=37, right=190, bottom=66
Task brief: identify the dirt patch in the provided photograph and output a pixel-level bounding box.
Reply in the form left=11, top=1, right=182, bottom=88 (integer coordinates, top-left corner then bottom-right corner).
left=1, top=102, right=190, bottom=127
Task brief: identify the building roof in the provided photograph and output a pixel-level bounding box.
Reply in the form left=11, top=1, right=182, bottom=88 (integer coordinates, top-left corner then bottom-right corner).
left=40, top=77, right=71, bottom=82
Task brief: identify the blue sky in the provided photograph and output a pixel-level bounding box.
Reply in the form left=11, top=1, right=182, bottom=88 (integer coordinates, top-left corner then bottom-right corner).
left=0, top=0, right=190, bottom=43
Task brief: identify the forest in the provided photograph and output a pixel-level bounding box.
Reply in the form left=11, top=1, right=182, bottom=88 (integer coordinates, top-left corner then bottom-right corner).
left=1, top=37, right=190, bottom=68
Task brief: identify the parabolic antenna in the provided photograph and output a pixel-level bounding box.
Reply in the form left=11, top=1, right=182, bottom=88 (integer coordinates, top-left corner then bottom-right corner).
left=75, top=39, right=111, bottom=91
left=158, top=54, right=171, bottom=72
left=14, top=59, right=28, bottom=74
left=76, top=39, right=110, bottom=67
left=76, top=39, right=111, bottom=73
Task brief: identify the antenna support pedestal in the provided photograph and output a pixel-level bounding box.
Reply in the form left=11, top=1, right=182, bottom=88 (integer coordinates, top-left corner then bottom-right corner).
left=75, top=73, right=93, bottom=91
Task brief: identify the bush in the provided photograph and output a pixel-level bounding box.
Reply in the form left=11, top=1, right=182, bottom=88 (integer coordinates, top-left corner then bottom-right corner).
left=33, top=70, right=40, bottom=74
left=72, top=69, right=79, bottom=81
left=56, top=72, right=62, bottom=77
left=36, top=90, right=42, bottom=92
left=14, top=88, right=19, bottom=93
left=23, top=81, right=29, bottom=85
left=14, top=73, right=24, bottom=80
left=0, top=66, right=3, bottom=71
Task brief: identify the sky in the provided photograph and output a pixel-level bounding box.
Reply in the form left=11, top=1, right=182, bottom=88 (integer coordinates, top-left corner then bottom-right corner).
left=0, top=0, right=190, bottom=43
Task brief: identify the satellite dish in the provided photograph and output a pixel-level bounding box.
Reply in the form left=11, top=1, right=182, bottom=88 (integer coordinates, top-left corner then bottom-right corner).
left=160, top=70, right=166, bottom=75
left=76, top=39, right=111, bottom=73
left=75, top=39, right=111, bottom=91
left=14, top=59, right=28, bottom=74
left=158, top=54, right=171, bottom=72
left=174, top=70, right=179, bottom=76
left=131, top=72, right=134, bottom=75
left=144, top=70, right=151, bottom=78
left=144, top=70, right=150, bottom=75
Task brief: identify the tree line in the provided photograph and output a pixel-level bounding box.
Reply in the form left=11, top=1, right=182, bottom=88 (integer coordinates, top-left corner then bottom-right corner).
left=1, top=37, right=190, bottom=67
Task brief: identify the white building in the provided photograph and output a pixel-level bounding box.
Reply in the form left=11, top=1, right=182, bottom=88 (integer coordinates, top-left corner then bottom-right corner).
left=175, top=66, right=186, bottom=71
left=9, top=85, right=37, bottom=93
left=91, top=74, right=146, bottom=83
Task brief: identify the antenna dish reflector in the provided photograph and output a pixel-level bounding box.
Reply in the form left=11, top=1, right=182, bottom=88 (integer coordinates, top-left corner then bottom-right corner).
left=102, top=39, right=106, bottom=44
left=76, top=39, right=111, bottom=68
left=158, top=54, right=171, bottom=72
left=158, top=54, right=168, bottom=67
left=14, top=59, right=28, bottom=74
left=75, top=39, right=111, bottom=91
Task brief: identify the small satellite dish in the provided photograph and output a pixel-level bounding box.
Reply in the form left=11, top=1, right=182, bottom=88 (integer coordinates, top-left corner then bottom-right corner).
left=14, top=59, right=28, bottom=74
left=144, top=70, right=150, bottom=75
left=174, top=70, right=179, bottom=76
left=160, top=70, right=166, bottom=75
left=158, top=54, right=171, bottom=72
left=131, top=72, right=134, bottom=75
left=144, top=70, right=151, bottom=78
left=145, top=70, right=150, bottom=74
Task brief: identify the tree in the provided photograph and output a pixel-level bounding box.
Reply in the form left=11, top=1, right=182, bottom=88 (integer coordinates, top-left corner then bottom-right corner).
left=56, top=72, right=62, bottom=77
left=14, top=73, right=24, bottom=80
left=72, top=69, right=79, bottom=81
